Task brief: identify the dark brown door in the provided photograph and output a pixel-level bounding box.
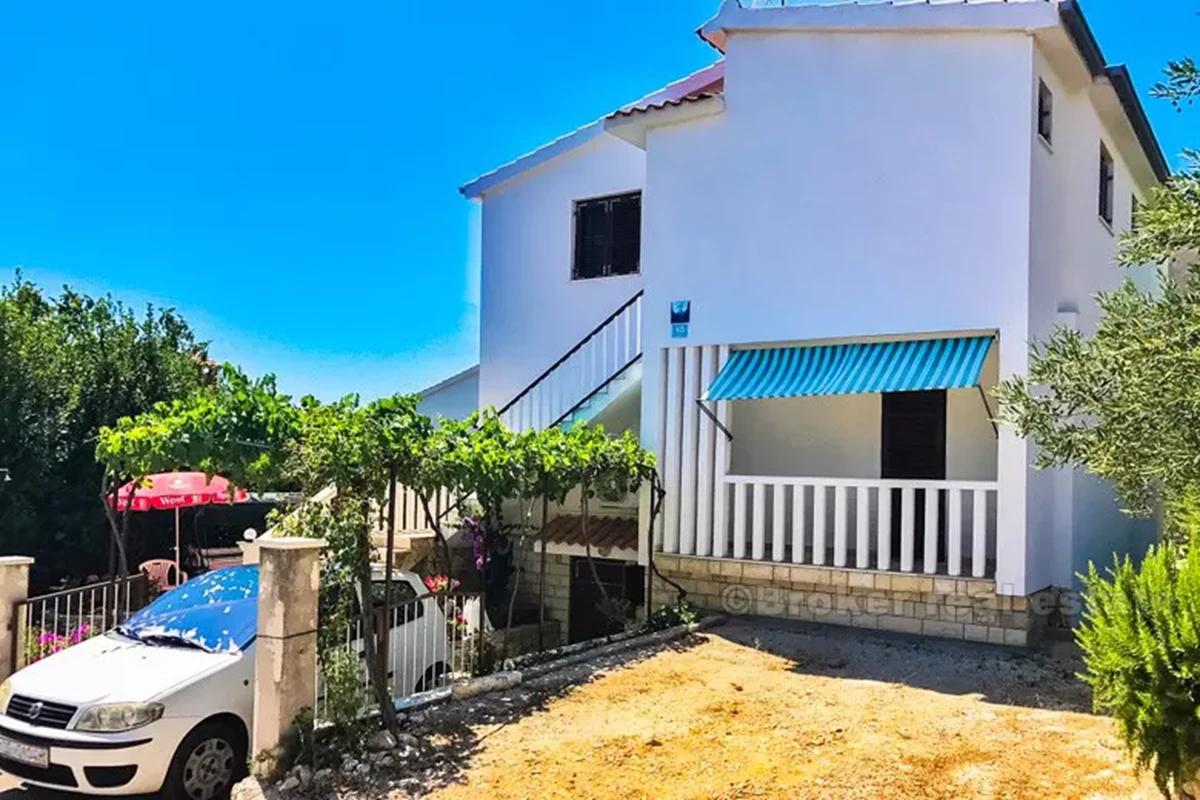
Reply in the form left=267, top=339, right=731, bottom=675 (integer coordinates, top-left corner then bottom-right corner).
left=882, top=391, right=947, bottom=569
left=568, top=557, right=644, bottom=644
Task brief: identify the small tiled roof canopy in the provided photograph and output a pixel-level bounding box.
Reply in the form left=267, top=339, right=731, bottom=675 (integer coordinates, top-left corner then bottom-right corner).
left=608, top=90, right=722, bottom=120
left=541, top=515, right=638, bottom=553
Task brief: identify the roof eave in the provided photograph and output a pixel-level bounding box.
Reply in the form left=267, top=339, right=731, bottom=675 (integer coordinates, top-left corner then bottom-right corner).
left=460, top=122, right=606, bottom=200
left=460, top=61, right=725, bottom=199
left=1059, top=0, right=1170, bottom=182
left=605, top=95, right=726, bottom=149
left=418, top=364, right=480, bottom=397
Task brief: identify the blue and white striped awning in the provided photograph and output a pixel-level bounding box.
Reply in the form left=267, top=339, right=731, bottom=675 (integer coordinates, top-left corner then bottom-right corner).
left=703, top=336, right=994, bottom=402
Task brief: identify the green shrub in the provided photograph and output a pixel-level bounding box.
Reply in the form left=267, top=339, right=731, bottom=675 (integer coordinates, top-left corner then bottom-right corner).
left=321, top=646, right=364, bottom=734
left=645, top=599, right=700, bottom=632
left=1078, top=534, right=1200, bottom=798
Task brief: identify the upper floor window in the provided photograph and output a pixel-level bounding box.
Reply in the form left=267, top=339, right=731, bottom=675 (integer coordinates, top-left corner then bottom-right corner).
left=573, top=192, right=641, bottom=280
left=1037, top=80, right=1053, bottom=144
left=1099, top=144, right=1115, bottom=226
left=1131, top=194, right=1141, bottom=229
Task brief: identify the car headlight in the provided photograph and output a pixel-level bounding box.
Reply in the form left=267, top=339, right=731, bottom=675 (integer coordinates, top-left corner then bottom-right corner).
left=0, top=679, right=11, bottom=714
left=75, top=703, right=164, bottom=733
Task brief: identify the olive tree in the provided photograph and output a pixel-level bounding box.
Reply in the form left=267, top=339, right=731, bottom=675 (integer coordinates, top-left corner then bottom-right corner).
left=996, top=41, right=1200, bottom=799
left=996, top=65, right=1200, bottom=524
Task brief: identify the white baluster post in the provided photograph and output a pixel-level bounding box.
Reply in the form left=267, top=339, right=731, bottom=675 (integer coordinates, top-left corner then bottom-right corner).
left=972, top=489, right=988, bottom=578
left=900, top=487, right=915, bottom=573
left=877, top=487, right=892, bottom=571
left=662, top=348, right=683, bottom=554
left=733, top=483, right=747, bottom=559
left=695, top=347, right=716, bottom=557
left=923, top=488, right=940, bottom=575
left=855, top=486, right=870, bottom=569
left=791, top=484, right=806, bottom=564
left=812, top=485, right=827, bottom=566
left=772, top=483, right=786, bottom=562
left=711, top=346, right=731, bottom=558
left=751, top=482, right=766, bottom=561
left=833, top=485, right=848, bottom=568
left=679, top=348, right=700, bottom=555
left=948, top=488, right=963, bottom=577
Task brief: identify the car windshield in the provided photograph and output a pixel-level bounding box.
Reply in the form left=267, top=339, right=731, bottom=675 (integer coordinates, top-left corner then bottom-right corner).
left=116, top=565, right=259, bottom=653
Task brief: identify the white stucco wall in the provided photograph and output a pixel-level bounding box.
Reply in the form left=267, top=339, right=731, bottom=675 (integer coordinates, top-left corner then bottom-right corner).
left=417, top=366, right=479, bottom=422
left=638, top=29, right=1033, bottom=590
left=1028, top=44, right=1160, bottom=591
left=638, top=32, right=1033, bottom=357
left=477, top=134, right=646, bottom=410
left=728, top=393, right=881, bottom=479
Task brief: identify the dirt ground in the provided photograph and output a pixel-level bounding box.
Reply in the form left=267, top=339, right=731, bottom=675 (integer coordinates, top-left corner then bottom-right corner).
left=395, top=619, right=1156, bottom=800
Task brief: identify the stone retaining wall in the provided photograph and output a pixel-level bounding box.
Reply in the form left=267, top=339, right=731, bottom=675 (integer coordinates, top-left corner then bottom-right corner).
left=513, top=550, right=570, bottom=647
left=487, top=621, right=562, bottom=658
left=651, top=554, right=1044, bottom=647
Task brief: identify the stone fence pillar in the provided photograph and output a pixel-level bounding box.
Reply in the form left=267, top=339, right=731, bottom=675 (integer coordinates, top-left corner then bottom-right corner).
left=0, top=557, right=34, bottom=682
left=251, top=538, right=324, bottom=777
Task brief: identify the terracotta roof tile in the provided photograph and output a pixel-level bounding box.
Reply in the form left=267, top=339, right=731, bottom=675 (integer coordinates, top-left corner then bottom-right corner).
left=609, top=91, right=722, bottom=120
left=541, top=515, right=638, bottom=553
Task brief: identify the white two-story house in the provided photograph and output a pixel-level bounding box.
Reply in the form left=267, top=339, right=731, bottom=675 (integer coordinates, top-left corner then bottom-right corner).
left=430, top=0, right=1169, bottom=646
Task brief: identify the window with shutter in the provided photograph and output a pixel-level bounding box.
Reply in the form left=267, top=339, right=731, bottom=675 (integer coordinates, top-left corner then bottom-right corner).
left=609, top=194, right=641, bottom=276
left=572, top=191, right=641, bottom=280
left=1099, top=144, right=1115, bottom=226
left=1037, top=80, right=1053, bottom=144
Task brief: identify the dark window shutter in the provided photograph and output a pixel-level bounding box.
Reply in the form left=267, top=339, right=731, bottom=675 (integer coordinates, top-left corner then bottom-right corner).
left=609, top=194, right=642, bottom=276
left=574, top=200, right=609, bottom=280
left=1037, top=80, right=1053, bottom=143
left=572, top=192, right=641, bottom=280
left=1099, top=144, right=1115, bottom=224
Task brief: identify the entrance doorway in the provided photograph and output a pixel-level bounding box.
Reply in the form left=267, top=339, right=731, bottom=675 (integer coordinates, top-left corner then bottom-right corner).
left=568, top=557, right=644, bottom=644
left=882, top=390, right=947, bottom=568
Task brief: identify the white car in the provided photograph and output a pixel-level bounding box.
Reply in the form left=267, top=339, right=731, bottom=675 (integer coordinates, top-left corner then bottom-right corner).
left=0, top=564, right=448, bottom=798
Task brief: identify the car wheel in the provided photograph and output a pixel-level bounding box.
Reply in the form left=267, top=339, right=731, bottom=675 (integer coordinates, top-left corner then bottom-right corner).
left=414, top=661, right=448, bottom=694
left=162, top=721, right=246, bottom=800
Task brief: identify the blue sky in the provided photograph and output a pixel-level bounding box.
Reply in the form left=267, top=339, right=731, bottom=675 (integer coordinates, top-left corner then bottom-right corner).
left=1, top=1, right=1195, bottom=402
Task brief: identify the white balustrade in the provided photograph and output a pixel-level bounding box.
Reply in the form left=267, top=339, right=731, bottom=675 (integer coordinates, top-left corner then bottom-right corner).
left=498, top=293, right=643, bottom=432
left=704, top=476, right=997, bottom=578
left=381, top=482, right=459, bottom=534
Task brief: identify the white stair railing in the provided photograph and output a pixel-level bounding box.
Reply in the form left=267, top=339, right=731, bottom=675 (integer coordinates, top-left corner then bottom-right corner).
left=497, top=291, right=643, bottom=432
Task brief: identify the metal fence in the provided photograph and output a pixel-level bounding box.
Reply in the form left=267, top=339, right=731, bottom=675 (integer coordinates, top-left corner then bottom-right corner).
left=14, top=575, right=151, bottom=669
left=315, top=590, right=485, bottom=722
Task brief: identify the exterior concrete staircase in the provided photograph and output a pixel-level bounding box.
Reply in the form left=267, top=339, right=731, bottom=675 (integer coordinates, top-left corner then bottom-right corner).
left=559, top=360, right=643, bottom=428
left=498, top=291, right=643, bottom=432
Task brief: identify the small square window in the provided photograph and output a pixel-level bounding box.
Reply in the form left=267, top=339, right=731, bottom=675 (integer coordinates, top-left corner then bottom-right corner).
left=1099, top=144, right=1115, bottom=226
left=1037, top=80, right=1053, bottom=144
left=573, top=192, right=641, bottom=280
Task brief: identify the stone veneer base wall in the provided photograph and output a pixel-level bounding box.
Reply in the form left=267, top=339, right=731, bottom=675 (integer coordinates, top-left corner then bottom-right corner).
left=651, top=554, right=1041, bottom=647
left=513, top=550, right=571, bottom=648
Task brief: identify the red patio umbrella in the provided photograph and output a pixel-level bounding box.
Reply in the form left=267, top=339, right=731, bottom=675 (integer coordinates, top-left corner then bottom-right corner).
left=107, top=472, right=249, bottom=581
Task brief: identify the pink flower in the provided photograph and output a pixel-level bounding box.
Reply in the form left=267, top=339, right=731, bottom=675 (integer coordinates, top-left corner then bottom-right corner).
left=422, top=575, right=460, bottom=593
